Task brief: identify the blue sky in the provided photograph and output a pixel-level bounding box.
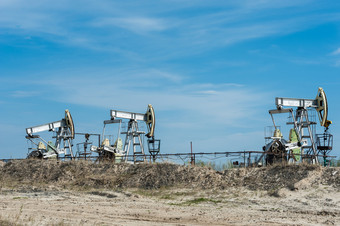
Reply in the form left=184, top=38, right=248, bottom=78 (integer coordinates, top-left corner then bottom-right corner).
left=0, top=0, right=340, bottom=159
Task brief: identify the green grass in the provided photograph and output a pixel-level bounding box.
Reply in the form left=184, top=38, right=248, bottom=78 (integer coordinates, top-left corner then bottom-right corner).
left=160, top=194, right=174, bottom=200
left=13, top=197, right=28, bottom=200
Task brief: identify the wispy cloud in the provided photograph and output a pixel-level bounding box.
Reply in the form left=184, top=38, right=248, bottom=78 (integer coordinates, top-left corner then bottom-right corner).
left=334, top=60, right=340, bottom=67
left=11, top=90, right=41, bottom=98
left=329, top=47, right=340, bottom=67
left=1, top=0, right=339, bottom=60
left=331, top=47, right=340, bottom=56
left=93, top=17, right=168, bottom=34
left=129, top=69, right=185, bottom=83
left=2, top=0, right=340, bottom=157
left=19, top=69, right=268, bottom=128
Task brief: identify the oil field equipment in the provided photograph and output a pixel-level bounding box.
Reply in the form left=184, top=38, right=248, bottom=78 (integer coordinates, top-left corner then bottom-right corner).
left=75, top=133, right=100, bottom=160
left=263, top=87, right=332, bottom=164
left=25, top=109, right=75, bottom=159
left=91, top=104, right=161, bottom=163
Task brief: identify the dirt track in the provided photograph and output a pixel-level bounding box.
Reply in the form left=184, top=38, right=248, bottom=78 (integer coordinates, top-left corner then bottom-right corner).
left=0, top=161, right=339, bottom=225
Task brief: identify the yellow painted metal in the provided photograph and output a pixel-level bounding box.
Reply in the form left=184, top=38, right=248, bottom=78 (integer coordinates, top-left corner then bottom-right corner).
left=273, top=128, right=283, bottom=138
left=65, top=109, right=75, bottom=139
left=315, top=87, right=329, bottom=127
left=325, top=120, right=332, bottom=128
left=102, top=138, right=110, bottom=146
left=145, top=104, right=155, bottom=138
left=38, top=141, right=46, bottom=150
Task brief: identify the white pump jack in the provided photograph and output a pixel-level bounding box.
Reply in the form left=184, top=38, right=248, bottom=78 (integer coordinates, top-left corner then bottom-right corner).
left=267, top=87, right=332, bottom=164
left=92, top=104, right=160, bottom=163
left=25, top=109, right=75, bottom=159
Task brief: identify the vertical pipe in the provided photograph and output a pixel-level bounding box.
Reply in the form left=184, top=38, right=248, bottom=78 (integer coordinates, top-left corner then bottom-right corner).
left=249, top=152, right=251, bottom=167
left=244, top=151, right=246, bottom=168
left=270, top=114, right=277, bottom=129
left=190, top=142, right=194, bottom=166
left=98, top=134, right=101, bottom=148
left=102, top=124, right=106, bottom=144
left=84, top=137, right=87, bottom=161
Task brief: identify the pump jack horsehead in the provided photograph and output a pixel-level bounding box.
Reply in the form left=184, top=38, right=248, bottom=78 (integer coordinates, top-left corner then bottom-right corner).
left=264, top=87, right=332, bottom=165
left=25, top=110, right=75, bottom=159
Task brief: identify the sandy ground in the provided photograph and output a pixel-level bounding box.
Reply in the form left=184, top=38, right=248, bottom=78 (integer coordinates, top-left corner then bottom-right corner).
left=0, top=186, right=339, bottom=226
left=1, top=161, right=339, bottom=225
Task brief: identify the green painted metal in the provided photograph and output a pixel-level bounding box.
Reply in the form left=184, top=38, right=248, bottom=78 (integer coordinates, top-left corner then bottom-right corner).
left=289, top=129, right=301, bottom=162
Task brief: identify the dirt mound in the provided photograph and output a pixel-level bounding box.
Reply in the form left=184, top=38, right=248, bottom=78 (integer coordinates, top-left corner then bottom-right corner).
left=0, top=160, right=224, bottom=189
left=232, top=164, right=322, bottom=190
left=0, top=160, right=339, bottom=191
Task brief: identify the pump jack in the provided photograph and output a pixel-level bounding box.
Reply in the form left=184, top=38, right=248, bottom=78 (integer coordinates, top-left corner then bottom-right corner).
left=25, top=109, right=75, bottom=159
left=91, top=104, right=160, bottom=163
left=263, top=87, right=332, bottom=164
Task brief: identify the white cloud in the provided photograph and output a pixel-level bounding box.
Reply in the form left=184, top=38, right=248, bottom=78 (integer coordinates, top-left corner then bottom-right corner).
left=1, top=0, right=339, bottom=59
left=24, top=70, right=268, bottom=128
left=334, top=60, right=340, bottom=67
left=1, top=1, right=340, bottom=158
left=331, top=48, right=340, bottom=56
left=93, top=17, right=168, bottom=34
left=329, top=48, right=340, bottom=67
left=2, top=69, right=272, bottom=156
left=198, top=90, right=219, bottom=95
left=132, top=69, right=185, bottom=83
left=11, top=90, right=40, bottom=98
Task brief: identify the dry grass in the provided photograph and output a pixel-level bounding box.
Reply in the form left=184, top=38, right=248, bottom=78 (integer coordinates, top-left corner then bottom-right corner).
left=0, top=160, right=339, bottom=193
left=0, top=219, right=18, bottom=226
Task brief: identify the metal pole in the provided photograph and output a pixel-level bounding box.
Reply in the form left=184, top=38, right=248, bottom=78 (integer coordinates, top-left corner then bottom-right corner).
left=270, top=114, right=277, bottom=129
left=244, top=151, right=246, bottom=168
left=190, top=141, right=194, bottom=166
left=249, top=152, right=251, bottom=167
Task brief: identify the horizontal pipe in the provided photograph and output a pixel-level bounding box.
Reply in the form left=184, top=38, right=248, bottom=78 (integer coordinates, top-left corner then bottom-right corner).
left=1, top=150, right=336, bottom=162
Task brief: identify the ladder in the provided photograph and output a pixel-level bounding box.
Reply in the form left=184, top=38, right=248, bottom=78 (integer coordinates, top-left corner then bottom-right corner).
left=54, top=125, right=74, bottom=159
left=287, top=108, right=318, bottom=162
left=121, top=120, right=146, bottom=163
